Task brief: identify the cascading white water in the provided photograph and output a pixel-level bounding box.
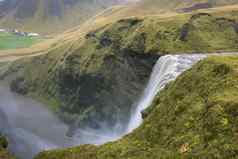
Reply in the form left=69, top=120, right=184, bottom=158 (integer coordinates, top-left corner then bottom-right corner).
left=126, top=54, right=207, bottom=133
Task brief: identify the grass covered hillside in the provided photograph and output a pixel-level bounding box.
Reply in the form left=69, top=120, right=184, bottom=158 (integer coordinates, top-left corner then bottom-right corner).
left=1, top=0, right=238, bottom=34
left=0, top=0, right=128, bottom=34
left=0, top=32, right=41, bottom=50
left=2, top=9, right=238, bottom=134
left=35, top=55, right=238, bottom=159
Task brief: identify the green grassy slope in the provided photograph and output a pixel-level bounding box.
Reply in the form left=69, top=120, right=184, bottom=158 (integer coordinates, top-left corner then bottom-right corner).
left=35, top=55, right=238, bottom=159
left=2, top=9, right=238, bottom=132
left=0, top=32, right=41, bottom=50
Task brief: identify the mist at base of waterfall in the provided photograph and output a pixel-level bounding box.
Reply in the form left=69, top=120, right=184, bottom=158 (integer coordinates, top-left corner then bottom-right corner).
left=0, top=82, right=122, bottom=159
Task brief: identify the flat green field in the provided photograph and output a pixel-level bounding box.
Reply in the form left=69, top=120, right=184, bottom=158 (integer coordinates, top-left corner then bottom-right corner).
left=0, top=32, right=41, bottom=50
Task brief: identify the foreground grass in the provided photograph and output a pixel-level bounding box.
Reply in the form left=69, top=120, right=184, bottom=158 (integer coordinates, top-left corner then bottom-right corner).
left=35, top=55, right=238, bottom=159
left=0, top=32, right=41, bottom=50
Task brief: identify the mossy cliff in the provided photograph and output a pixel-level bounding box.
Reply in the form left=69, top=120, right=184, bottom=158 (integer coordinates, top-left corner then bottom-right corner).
left=34, top=55, right=238, bottom=159
left=3, top=10, right=238, bottom=131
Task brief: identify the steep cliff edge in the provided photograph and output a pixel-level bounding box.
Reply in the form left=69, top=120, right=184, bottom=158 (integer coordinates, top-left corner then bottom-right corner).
left=34, top=55, right=238, bottom=159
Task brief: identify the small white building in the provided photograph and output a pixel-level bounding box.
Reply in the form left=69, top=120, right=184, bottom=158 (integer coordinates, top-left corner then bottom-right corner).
left=28, top=33, right=40, bottom=37
left=13, top=29, right=19, bottom=33
left=0, top=29, right=6, bottom=32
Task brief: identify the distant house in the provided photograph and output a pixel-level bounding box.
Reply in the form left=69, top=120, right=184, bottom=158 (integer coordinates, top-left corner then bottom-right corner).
left=0, top=28, right=40, bottom=37
left=28, top=33, right=40, bottom=37
left=13, top=29, right=19, bottom=33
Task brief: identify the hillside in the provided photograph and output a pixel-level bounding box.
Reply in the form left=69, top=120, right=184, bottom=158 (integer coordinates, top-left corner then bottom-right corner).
left=0, top=0, right=128, bottom=34
left=1, top=0, right=238, bottom=34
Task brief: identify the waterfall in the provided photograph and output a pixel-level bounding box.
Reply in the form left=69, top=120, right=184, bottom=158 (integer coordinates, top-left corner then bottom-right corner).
left=126, top=54, right=207, bottom=133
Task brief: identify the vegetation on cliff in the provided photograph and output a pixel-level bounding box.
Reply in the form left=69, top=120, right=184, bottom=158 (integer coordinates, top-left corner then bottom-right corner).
left=34, top=55, right=238, bottom=159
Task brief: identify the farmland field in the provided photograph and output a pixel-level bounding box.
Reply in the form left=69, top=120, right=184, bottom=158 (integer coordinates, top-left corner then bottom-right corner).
left=0, top=32, right=41, bottom=50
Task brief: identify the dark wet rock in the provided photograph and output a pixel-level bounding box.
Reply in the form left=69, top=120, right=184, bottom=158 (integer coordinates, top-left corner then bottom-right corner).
left=180, top=23, right=190, bottom=41
left=10, top=77, right=28, bottom=95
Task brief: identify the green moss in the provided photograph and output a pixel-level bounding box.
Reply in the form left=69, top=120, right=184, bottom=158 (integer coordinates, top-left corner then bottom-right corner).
left=83, top=11, right=238, bottom=56
left=35, top=56, right=238, bottom=159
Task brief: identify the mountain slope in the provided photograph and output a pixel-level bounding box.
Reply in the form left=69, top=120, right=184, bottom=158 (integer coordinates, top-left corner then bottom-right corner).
left=1, top=0, right=238, bottom=34
left=0, top=0, right=127, bottom=34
